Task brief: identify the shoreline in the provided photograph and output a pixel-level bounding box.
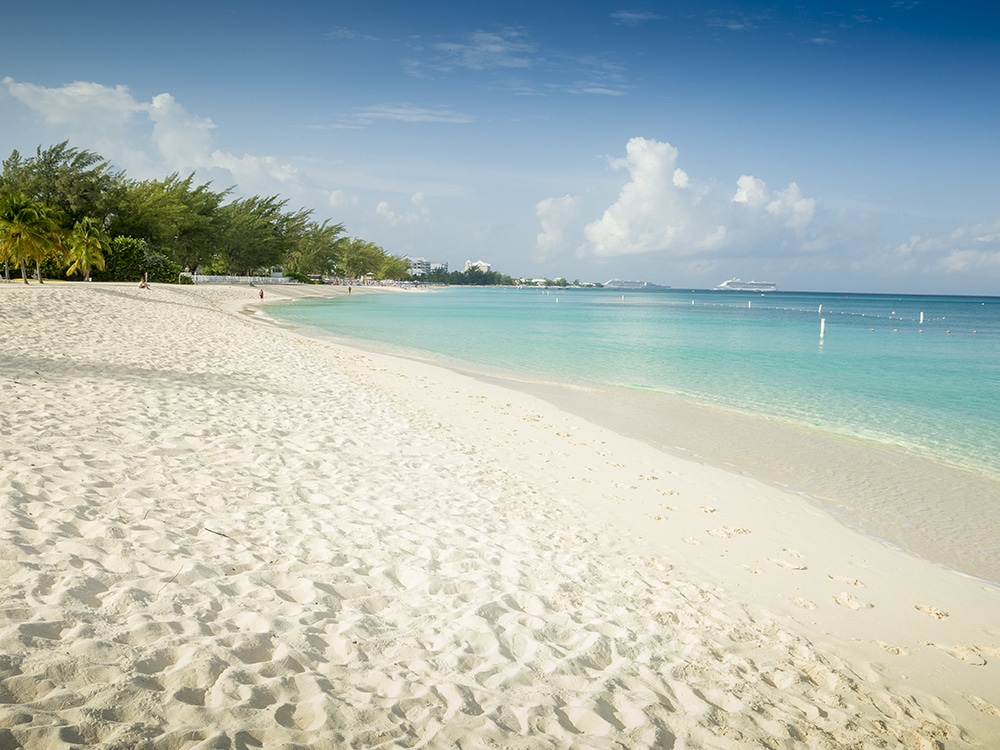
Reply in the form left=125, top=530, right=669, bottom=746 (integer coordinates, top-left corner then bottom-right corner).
left=3, top=282, right=999, bottom=748
left=257, top=284, right=1000, bottom=588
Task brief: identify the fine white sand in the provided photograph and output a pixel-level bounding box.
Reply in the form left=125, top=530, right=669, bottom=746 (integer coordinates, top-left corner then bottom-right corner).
left=1, top=281, right=999, bottom=749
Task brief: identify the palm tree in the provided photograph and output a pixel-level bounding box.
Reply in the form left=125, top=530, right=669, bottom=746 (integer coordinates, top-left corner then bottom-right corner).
left=65, top=217, right=109, bottom=281
left=0, top=193, right=64, bottom=283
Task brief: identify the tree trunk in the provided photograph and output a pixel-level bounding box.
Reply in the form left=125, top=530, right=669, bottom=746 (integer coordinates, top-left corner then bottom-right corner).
left=20, top=259, right=29, bottom=284
left=35, top=260, right=43, bottom=284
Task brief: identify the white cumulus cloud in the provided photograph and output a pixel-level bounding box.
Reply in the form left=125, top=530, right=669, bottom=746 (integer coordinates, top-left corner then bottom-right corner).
left=535, top=194, right=580, bottom=259
left=566, top=137, right=817, bottom=261
left=857, top=220, right=1000, bottom=278
left=375, top=192, right=430, bottom=225
left=1, top=77, right=297, bottom=195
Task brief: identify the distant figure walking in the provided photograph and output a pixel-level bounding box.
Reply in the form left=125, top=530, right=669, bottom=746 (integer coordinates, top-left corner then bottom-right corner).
left=259, top=288, right=264, bottom=299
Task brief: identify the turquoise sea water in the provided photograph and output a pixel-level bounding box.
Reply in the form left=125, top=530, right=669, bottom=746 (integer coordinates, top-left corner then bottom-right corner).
left=271, top=286, right=1000, bottom=482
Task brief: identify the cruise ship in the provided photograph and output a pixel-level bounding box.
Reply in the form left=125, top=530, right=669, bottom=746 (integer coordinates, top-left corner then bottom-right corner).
left=603, top=279, right=670, bottom=290
left=715, top=278, right=777, bottom=292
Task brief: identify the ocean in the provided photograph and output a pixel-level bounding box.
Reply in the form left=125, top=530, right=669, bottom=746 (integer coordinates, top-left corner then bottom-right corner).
left=269, top=286, right=1000, bottom=582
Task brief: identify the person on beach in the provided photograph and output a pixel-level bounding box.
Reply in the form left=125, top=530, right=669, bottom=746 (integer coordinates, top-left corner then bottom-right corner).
left=259, top=288, right=264, bottom=299
left=138, top=274, right=150, bottom=289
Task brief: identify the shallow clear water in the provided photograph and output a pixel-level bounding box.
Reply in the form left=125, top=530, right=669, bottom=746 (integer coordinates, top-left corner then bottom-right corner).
left=272, top=287, right=1000, bottom=481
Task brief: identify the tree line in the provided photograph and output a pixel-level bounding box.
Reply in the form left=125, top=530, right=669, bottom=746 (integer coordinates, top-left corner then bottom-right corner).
left=426, top=267, right=516, bottom=286
left=0, top=141, right=410, bottom=284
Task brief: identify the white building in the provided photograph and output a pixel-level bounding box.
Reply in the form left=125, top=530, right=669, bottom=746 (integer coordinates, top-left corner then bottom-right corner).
left=407, top=257, right=430, bottom=276
left=464, top=259, right=491, bottom=273
left=406, top=257, right=449, bottom=277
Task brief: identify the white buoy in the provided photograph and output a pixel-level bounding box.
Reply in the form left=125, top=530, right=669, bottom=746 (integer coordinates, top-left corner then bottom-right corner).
left=818, top=304, right=823, bottom=314
left=920, top=311, right=924, bottom=324
left=748, top=300, right=752, bottom=309
left=820, top=318, right=826, bottom=339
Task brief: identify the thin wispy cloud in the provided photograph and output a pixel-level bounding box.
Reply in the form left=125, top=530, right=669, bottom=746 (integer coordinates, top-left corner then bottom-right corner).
left=610, top=11, right=666, bottom=26
left=433, top=28, right=536, bottom=71
left=568, top=83, right=628, bottom=97
left=706, top=9, right=776, bottom=33
left=350, top=104, right=476, bottom=124
left=326, top=26, right=379, bottom=42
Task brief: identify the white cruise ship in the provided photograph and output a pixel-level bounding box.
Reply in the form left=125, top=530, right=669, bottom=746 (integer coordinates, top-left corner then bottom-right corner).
left=715, top=278, right=777, bottom=292
left=604, top=279, right=670, bottom=290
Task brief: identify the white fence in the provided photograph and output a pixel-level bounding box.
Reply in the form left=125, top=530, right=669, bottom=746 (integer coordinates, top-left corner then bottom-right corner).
left=189, top=274, right=293, bottom=285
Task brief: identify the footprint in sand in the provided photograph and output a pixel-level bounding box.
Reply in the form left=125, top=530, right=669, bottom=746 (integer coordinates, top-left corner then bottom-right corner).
left=963, top=693, right=1000, bottom=717
left=915, top=604, right=949, bottom=619
left=771, top=557, right=808, bottom=571
left=828, top=574, right=864, bottom=587
left=792, top=597, right=816, bottom=610
left=707, top=526, right=750, bottom=539
left=700, top=506, right=716, bottom=514
left=874, top=640, right=909, bottom=656
left=834, top=592, right=873, bottom=610
left=921, top=642, right=987, bottom=666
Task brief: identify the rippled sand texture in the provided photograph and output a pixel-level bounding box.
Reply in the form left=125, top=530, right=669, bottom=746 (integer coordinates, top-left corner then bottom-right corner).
left=1, top=282, right=998, bottom=749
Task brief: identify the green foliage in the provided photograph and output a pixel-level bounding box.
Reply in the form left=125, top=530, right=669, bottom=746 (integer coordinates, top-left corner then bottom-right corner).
left=144, top=250, right=183, bottom=283
left=378, top=254, right=412, bottom=280
left=336, top=237, right=409, bottom=279
left=94, top=236, right=145, bottom=282
left=283, top=219, right=345, bottom=277
left=108, top=173, right=228, bottom=270
left=0, top=142, right=117, bottom=253
left=1, top=141, right=447, bottom=284
left=0, top=192, right=65, bottom=283
left=428, top=267, right=515, bottom=286
left=89, top=235, right=178, bottom=282
left=282, top=270, right=316, bottom=284
left=65, top=217, right=109, bottom=281
left=22, top=142, right=116, bottom=228
left=213, top=195, right=309, bottom=275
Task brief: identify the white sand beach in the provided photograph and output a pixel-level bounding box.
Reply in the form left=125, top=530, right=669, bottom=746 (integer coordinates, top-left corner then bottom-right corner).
left=2, top=281, right=999, bottom=749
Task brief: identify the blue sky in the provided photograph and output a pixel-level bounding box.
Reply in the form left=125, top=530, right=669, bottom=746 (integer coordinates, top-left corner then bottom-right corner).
left=2, top=1, right=998, bottom=293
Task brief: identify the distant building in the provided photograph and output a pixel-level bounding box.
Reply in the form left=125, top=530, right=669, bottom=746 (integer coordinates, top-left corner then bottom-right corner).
left=464, top=259, right=491, bottom=273
left=406, top=257, right=448, bottom=277
left=407, top=257, right=430, bottom=276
